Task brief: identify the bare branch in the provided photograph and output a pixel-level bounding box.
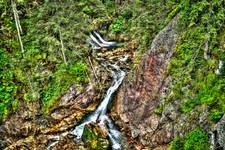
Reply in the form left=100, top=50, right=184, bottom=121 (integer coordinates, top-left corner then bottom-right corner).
left=59, top=28, right=67, bottom=66
left=11, top=0, right=24, bottom=54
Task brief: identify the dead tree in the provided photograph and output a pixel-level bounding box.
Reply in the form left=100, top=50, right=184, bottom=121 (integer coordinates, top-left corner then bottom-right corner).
left=11, top=0, right=24, bottom=54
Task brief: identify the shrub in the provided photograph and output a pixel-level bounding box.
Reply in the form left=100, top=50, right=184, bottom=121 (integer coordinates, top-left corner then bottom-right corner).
left=210, top=110, right=223, bottom=122
left=82, top=5, right=96, bottom=16
left=68, top=61, right=88, bottom=84
left=169, top=128, right=209, bottom=150
left=167, top=0, right=225, bottom=121
left=169, top=137, right=184, bottom=150
left=0, top=48, right=17, bottom=119
left=184, top=128, right=209, bottom=150
left=111, top=16, right=123, bottom=33
left=42, top=61, right=88, bottom=112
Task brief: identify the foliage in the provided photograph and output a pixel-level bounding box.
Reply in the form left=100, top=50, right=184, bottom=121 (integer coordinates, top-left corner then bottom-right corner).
left=111, top=16, right=123, bottom=33
left=169, top=137, right=184, bottom=150
left=123, top=0, right=178, bottom=67
left=68, top=61, right=88, bottom=83
left=0, top=0, right=96, bottom=116
left=83, top=126, right=108, bottom=150
left=167, top=0, right=225, bottom=122
left=42, top=61, right=88, bottom=112
left=169, top=128, right=209, bottom=150
left=154, top=104, right=164, bottom=114
left=210, top=109, right=224, bottom=122
left=0, top=48, right=17, bottom=119
left=184, top=128, right=209, bottom=150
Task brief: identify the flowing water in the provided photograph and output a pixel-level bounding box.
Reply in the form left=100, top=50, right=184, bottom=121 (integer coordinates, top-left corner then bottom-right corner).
left=71, top=32, right=126, bottom=150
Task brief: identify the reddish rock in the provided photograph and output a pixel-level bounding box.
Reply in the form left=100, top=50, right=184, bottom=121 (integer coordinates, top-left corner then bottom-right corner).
left=114, top=17, right=178, bottom=147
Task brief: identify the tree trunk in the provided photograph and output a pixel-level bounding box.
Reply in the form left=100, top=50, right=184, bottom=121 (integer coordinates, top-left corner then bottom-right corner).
left=11, top=0, right=24, bottom=54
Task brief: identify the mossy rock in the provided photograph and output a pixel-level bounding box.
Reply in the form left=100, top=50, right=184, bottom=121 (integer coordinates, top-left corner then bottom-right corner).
left=82, top=124, right=109, bottom=150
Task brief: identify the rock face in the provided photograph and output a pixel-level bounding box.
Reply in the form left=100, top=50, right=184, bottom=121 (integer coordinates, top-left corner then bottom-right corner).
left=114, top=17, right=178, bottom=147
left=212, top=114, right=225, bottom=149
left=0, top=85, right=100, bottom=149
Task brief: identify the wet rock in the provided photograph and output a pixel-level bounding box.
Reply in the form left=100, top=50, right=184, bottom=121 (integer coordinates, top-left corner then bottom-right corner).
left=113, top=17, right=179, bottom=147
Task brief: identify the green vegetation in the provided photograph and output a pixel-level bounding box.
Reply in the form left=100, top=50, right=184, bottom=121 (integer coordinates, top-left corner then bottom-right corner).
left=0, top=1, right=224, bottom=149
left=42, top=61, right=88, bottom=112
left=115, top=1, right=178, bottom=67
left=169, top=127, right=209, bottom=150
left=210, top=109, right=224, bottom=122
left=166, top=0, right=225, bottom=121
left=0, top=0, right=181, bottom=118
left=169, top=137, right=184, bottom=150
left=0, top=48, right=18, bottom=119
left=83, top=126, right=108, bottom=150
left=111, top=16, right=123, bottom=33
left=0, top=1, right=95, bottom=115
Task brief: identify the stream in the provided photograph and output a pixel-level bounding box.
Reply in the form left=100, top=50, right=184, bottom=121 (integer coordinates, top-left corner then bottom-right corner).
left=71, top=31, right=126, bottom=150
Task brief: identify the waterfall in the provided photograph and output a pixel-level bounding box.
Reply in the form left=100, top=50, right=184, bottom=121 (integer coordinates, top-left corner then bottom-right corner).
left=71, top=31, right=125, bottom=150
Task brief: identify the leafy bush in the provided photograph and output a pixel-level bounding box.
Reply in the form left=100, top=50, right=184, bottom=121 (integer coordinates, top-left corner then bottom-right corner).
left=42, top=61, right=88, bottom=112
left=167, top=0, right=225, bottom=122
left=169, top=128, right=209, bottom=150
left=82, top=5, right=96, bottom=16
left=0, top=48, right=17, bottom=119
left=184, top=128, right=209, bottom=150
left=68, top=61, right=88, bottom=84
left=210, top=110, right=223, bottom=122
left=169, top=137, right=184, bottom=150
left=83, top=126, right=108, bottom=150
left=111, top=16, right=123, bottom=33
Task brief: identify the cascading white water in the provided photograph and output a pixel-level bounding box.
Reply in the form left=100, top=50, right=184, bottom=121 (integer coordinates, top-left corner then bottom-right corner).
left=71, top=32, right=126, bottom=150
left=72, top=64, right=125, bottom=150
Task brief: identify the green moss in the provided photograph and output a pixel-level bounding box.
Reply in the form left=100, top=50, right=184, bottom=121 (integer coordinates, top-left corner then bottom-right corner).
left=68, top=61, right=88, bottom=83
left=169, top=128, right=209, bottom=150
left=42, top=61, right=88, bottom=112
left=184, top=128, right=209, bottom=150
left=169, top=137, right=184, bottom=150
left=154, top=104, right=164, bottom=115
left=167, top=0, right=225, bottom=122
left=24, top=91, right=40, bottom=102
left=82, top=5, right=96, bottom=15
left=210, top=110, right=223, bottom=122
left=83, top=126, right=98, bottom=141
left=82, top=126, right=108, bottom=150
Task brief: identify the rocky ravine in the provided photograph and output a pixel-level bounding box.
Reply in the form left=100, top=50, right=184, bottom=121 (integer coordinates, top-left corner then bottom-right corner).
left=113, top=16, right=178, bottom=148
left=0, top=31, right=134, bottom=149
left=1, top=14, right=224, bottom=150
left=0, top=85, right=101, bottom=149
left=113, top=15, right=225, bottom=150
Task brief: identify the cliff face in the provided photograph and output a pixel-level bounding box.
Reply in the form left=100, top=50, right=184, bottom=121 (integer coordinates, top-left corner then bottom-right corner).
left=113, top=1, right=225, bottom=148
left=0, top=85, right=104, bottom=149
left=114, top=17, right=178, bottom=147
